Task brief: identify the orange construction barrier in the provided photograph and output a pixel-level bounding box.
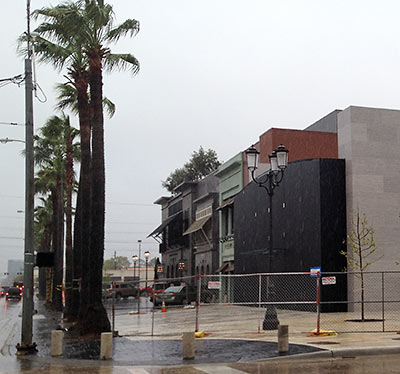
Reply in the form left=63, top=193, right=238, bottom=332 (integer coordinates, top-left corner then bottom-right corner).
left=161, top=300, right=166, bottom=312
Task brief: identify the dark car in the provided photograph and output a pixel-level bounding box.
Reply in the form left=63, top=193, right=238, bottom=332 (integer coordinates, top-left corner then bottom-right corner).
left=6, top=287, right=22, bottom=300
left=154, top=285, right=196, bottom=306
left=113, top=282, right=139, bottom=300
left=149, top=282, right=169, bottom=302
left=0, top=286, right=9, bottom=297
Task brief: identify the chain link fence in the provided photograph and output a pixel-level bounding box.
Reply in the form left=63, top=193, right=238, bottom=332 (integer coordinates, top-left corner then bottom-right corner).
left=104, top=271, right=400, bottom=337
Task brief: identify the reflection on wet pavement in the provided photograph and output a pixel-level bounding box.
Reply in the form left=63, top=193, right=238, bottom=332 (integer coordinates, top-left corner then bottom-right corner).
left=0, top=354, right=398, bottom=373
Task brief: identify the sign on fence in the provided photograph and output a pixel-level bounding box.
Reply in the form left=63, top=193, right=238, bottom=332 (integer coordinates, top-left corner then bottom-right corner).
left=207, top=281, right=221, bottom=289
left=322, top=276, right=336, bottom=285
left=310, top=267, right=321, bottom=277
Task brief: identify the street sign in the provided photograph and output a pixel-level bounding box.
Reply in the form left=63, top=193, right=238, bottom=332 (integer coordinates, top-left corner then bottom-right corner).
left=310, top=267, right=321, bottom=277
left=322, top=276, right=336, bottom=285
left=208, top=281, right=221, bottom=289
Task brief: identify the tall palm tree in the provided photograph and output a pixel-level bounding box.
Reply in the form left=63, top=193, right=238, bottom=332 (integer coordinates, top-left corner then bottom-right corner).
left=55, top=82, right=114, bottom=320
left=80, top=0, right=139, bottom=334
left=28, top=0, right=140, bottom=334
left=34, top=197, right=53, bottom=300
left=27, top=4, right=93, bottom=321
left=34, top=114, right=80, bottom=311
left=34, top=165, right=63, bottom=310
left=64, top=120, right=80, bottom=318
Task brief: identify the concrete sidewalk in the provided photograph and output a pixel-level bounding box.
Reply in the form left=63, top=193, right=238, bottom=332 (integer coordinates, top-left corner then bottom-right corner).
left=25, top=300, right=400, bottom=365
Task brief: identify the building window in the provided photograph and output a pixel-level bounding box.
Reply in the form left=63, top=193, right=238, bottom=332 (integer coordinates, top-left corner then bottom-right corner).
left=196, top=205, right=212, bottom=220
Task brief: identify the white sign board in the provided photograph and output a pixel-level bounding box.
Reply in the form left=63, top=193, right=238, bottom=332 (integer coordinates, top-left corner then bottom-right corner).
left=322, top=276, right=336, bottom=285
left=310, top=267, right=321, bottom=277
left=208, top=281, right=221, bottom=290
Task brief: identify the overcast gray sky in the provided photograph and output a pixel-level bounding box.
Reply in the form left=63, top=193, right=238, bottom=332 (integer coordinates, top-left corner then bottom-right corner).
left=1, top=0, right=400, bottom=274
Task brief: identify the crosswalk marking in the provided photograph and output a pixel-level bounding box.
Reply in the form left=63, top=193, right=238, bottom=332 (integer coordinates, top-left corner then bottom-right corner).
left=127, top=368, right=151, bottom=374
left=195, top=365, right=249, bottom=374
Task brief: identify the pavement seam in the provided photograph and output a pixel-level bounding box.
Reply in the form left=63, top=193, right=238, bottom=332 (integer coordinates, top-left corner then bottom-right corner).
left=0, top=320, right=17, bottom=356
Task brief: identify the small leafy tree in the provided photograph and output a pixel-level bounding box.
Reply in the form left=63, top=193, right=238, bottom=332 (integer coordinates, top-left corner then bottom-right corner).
left=103, top=256, right=131, bottom=271
left=162, top=146, right=221, bottom=193
left=340, top=212, right=382, bottom=321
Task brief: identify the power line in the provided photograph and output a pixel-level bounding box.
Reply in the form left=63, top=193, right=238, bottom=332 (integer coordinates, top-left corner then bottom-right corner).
left=106, top=231, right=151, bottom=235
left=0, top=74, right=24, bottom=88
left=106, top=201, right=155, bottom=207
left=106, top=221, right=156, bottom=225
left=105, top=240, right=155, bottom=245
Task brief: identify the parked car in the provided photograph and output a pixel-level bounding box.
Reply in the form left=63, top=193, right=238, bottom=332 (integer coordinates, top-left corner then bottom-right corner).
left=102, top=284, right=112, bottom=300
left=149, top=282, right=169, bottom=302
left=140, top=286, right=152, bottom=296
left=153, top=285, right=196, bottom=306
left=113, top=281, right=139, bottom=300
left=6, top=287, right=22, bottom=300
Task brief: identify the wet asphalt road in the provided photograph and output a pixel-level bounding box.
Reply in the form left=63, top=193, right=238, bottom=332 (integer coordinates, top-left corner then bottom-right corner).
left=0, top=295, right=23, bottom=356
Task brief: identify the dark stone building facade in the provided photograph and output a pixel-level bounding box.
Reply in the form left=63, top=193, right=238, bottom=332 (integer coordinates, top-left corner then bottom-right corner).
left=234, top=158, right=347, bottom=311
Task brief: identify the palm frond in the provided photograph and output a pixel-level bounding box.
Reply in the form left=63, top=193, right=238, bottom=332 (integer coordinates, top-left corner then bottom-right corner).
left=103, top=53, right=140, bottom=75
left=55, top=83, right=79, bottom=114
left=106, top=19, right=140, bottom=43
left=103, top=97, right=116, bottom=118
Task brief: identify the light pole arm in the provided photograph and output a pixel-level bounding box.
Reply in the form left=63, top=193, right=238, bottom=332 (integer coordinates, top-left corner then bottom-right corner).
left=250, top=169, right=285, bottom=196
left=0, top=137, right=26, bottom=144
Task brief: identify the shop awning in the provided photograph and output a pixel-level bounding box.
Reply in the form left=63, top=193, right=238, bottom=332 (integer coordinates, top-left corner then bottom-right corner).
left=225, top=264, right=234, bottom=273
left=216, top=197, right=234, bottom=211
left=147, top=213, right=180, bottom=238
left=183, top=215, right=211, bottom=236
left=215, top=262, right=229, bottom=273
left=215, top=262, right=234, bottom=274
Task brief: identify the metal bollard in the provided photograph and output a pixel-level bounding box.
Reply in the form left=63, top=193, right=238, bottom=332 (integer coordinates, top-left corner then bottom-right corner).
left=100, top=332, right=113, bottom=360
left=50, top=330, right=63, bottom=357
left=278, top=325, right=289, bottom=355
left=182, top=332, right=195, bottom=360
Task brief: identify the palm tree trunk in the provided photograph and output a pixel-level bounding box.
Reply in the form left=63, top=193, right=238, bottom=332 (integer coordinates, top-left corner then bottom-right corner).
left=71, top=170, right=83, bottom=319
left=38, top=224, right=52, bottom=299
left=51, top=176, right=64, bottom=311
left=80, top=54, right=110, bottom=334
left=64, top=133, right=74, bottom=318
left=74, top=74, right=93, bottom=323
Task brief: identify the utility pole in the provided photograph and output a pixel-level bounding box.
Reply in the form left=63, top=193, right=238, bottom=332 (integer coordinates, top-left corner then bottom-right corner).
left=114, top=251, right=117, bottom=270
left=17, top=0, right=37, bottom=354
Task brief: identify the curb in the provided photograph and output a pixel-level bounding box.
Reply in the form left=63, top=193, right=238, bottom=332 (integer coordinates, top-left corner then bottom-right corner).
left=331, top=346, right=400, bottom=358
left=266, top=345, right=400, bottom=361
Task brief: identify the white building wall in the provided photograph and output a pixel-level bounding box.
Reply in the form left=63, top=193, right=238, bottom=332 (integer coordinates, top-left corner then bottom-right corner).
left=338, top=106, right=400, bottom=308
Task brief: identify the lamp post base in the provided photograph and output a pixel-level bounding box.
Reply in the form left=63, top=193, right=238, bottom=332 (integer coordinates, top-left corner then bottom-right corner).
left=16, top=342, right=38, bottom=355
left=262, top=305, right=279, bottom=330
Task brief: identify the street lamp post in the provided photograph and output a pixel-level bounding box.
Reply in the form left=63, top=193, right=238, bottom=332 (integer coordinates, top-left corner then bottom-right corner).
left=137, top=240, right=142, bottom=280
left=245, top=144, right=289, bottom=330
left=144, top=251, right=150, bottom=292
left=132, top=255, right=138, bottom=280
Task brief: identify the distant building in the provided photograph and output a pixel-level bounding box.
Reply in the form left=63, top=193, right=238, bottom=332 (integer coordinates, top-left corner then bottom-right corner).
left=8, top=259, right=23, bottom=276
left=149, top=173, right=219, bottom=281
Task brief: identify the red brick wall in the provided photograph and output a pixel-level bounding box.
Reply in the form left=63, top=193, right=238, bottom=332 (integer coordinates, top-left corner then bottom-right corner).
left=258, top=128, right=338, bottom=164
